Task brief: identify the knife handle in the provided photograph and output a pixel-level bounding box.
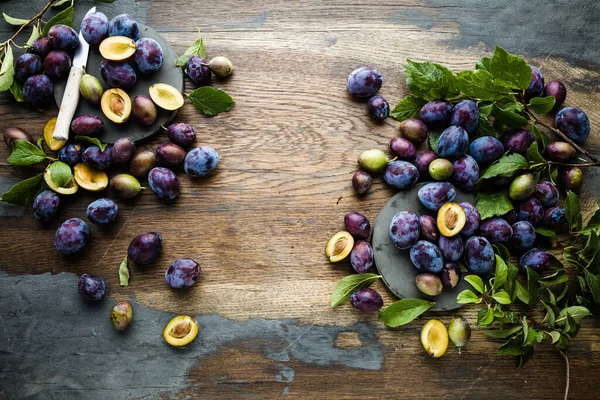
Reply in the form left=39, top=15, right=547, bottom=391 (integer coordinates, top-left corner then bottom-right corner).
left=52, top=66, right=85, bottom=141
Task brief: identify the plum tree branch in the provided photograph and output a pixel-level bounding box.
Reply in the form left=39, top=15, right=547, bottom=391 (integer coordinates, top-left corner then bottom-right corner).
left=0, top=0, right=56, bottom=55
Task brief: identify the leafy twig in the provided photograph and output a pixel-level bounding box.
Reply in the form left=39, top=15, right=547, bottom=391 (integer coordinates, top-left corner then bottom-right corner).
left=0, top=0, right=56, bottom=55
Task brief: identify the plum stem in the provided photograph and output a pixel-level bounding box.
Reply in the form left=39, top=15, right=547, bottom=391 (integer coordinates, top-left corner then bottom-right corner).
left=558, top=348, right=570, bottom=400
left=0, top=0, right=56, bottom=55
left=526, top=109, right=599, bottom=164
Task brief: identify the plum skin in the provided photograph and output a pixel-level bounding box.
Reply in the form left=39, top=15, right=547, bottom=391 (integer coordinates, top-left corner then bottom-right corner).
left=167, top=123, right=196, bottom=147
left=555, top=106, right=590, bottom=143
left=399, top=119, right=428, bottom=143
left=108, top=14, right=139, bottom=40
left=409, top=240, right=444, bottom=273
left=187, top=56, right=211, bottom=86
left=14, top=54, right=43, bottom=83
left=510, top=221, right=536, bottom=251
left=82, top=145, right=113, bottom=170
left=543, top=206, right=567, bottom=227
left=58, top=144, right=82, bottom=166
left=545, top=142, right=576, bottom=162
left=81, top=12, right=109, bottom=46
left=418, top=182, right=456, bottom=211
left=389, top=137, right=417, bottom=161
left=463, top=236, right=495, bottom=274
left=111, top=137, right=136, bottom=164
left=32, top=37, right=52, bottom=58
left=350, top=240, right=374, bottom=274
left=534, top=181, right=559, bottom=208
left=33, top=190, right=60, bottom=223
left=134, top=38, right=164, bottom=73
left=99, top=60, right=137, bottom=90
left=469, top=136, right=504, bottom=164
left=517, top=197, right=544, bottom=226
left=383, top=161, right=419, bottom=190
left=520, top=248, right=553, bottom=272
left=420, top=100, right=452, bottom=129
left=22, top=75, right=54, bottom=109
left=389, top=211, right=420, bottom=250
left=450, top=100, right=479, bottom=134
left=438, top=235, right=464, bottom=261
left=451, top=155, right=479, bottom=191
left=544, top=81, right=567, bottom=108
left=352, top=171, right=372, bottom=195
left=368, top=96, right=389, bottom=120
left=48, top=24, right=79, bottom=51
left=414, top=150, right=437, bottom=176
left=418, top=215, right=439, bottom=242
left=344, top=212, right=371, bottom=239
left=86, top=198, right=118, bottom=225
left=436, top=126, right=469, bottom=159
left=78, top=274, right=106, bottom=301
left=184, top=146, right=219, bottom=177
left=71, top=115, right=103, bottom=136
left=350, top=288, right=383, bottom=313
left=502, top=129, right=535, bottom=153
left=525, top=65, right=544, bottom=101
left=55, top=218, right=89, bottom=254
left=128, top=232, right=163, bottom=265
left=479, top=217, right=513, bottom=244
left=156, top=143, right=186, bottom=169
left=148, top=167, right=180, bottom=200
left=459, top=202, right=480, bottom=237
left=347, top=66, right=382, bottom=98
left=166, top=259, right=201, bottom=289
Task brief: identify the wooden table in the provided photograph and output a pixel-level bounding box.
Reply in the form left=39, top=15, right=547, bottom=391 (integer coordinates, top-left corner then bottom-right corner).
left=1, top=1, right=599, bottom=398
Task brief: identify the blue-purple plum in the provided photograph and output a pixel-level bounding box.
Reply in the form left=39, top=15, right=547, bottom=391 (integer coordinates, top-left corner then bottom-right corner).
left=22, top=74, right=53, bottom=109
left=399, top=119, right=428, bottom=143
left=555, top=106, right=590, bottom=143
left=517, top=197, right=544, bottom=226
left=368, top=95, right=389, bottom=121
left=383, top=160, right=419, bottom=190
left=414, top=150, right=437, bottom=176
left=111, top=137, right=136, bottom=164
left=389, top=137, right=417, bottom=160
left=71, top=115, right=103, bottom=136
left=165, top=258, right=201, bottom=289
left=544, top=80, right=567, bottom=108
left=47, top=24, right=79, bottom=51
left=543, top=206, right=567, bottom=227
left=58, top=144, right=82, bottom=166
left=55, top=218, right=89, bottom=254
left=418, top=215, right=439, bottom=243
left=108, top=14, right=139, bottom=40
left=440, top=262, right=462, bottom=288
left=464, top=236, right=495, bottom=274
left=520, top=248, right=552, bottom=272
left=436, top=126, right=469, bottom=159
left=156, top=142, right=186, bottom=169
left=148, top=167, right=180, bottom=200
left=420, top=100, right=452, bottom=129
left=558, top=167, right=583, bottom=191
left=350, top=288, right=383, bottom=313
left=78, top=274, right=106, bottom=301
left=344, top=212, right=371, bottom=239
left=389, top=211, right=420, bottom=250
left=166, top=123, right=196, bottom=147
left=418, top=182, right=456, bottom=211
left=525, top=65, right=544, bottom=101
left=469, top=136, right=504, bottom=164
left=409, top=240, right=444, bottom=273
left=439, top=235, right=464, bottom=261
left=14, top=53, right=42, bottom=83
left=479, top=217, right=513, bottom=244
left=510, top=221, right=536, bottom=251
left=187, top=56, right=211, bottom=86
left=184, top=146, right=219, bottom=177
left=128, top=232, right=162, bottom=265
left=347, top=66, right=382, bottom=98
left=352, top=171, right=372, bottom=195
left=86, top=198, right=118, bottom=225
left=505, top=209, right=518, bottom=225
left=502, top=129, right=535, bottom=153
left=545, top=141, right=576, bottom=162
left=81, top=12, right=109, bottom=46
left=534, top=181, right=559, bottom=208
left=350, top=240, right=374, bottom=274
left=99, top=60, right=137, bottom=90
left=82, top=145, right=113, bottom=170
left=134, top=38, right=163, bottom=73
left=450, top=100, right=479, bottom=135
left=33, top=190, right=60, bottom=223
left=31, top=37, right=51, bottom=58
left=451, top=155, right=480, bottom=190
left=459, top=202, right=480, bottom=237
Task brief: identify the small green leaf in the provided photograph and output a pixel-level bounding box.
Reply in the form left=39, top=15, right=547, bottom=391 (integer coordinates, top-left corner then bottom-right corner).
left=26, top=22, right=42, bottom=47
left=541, top=300, right=556, bottom=327
left=564, top=190, right=582, bottom=231
left=119, top=256, right=130, bottom=286
left=492, top=103, right=528, bottom=130
left=556, top=306, right=591, bottom=325
left=378, top=298, right=435, bottom=327
left=535, top=226, right=556, bottom=240
left=0, top=173, right=44, bottom=205
left=480, top=153, right=528, bottom=180
left=489, top=45, right=532, bottom=90
left=526, top=142, right=546, bottom=164
left=475, top=114, right=497, bottom=138
left=493, top=290, right=511, bottom=305
left=530, top=124, right=548, bottom=150
left=464, top=275, right=485, bottom=294
left=493, top=255, right=508, bottom=289
left=403, top=60, right=458, bottom=101
left=456, top=69, right=514, bottom=102
left=477, top=306, right=494, bottom=326
left=493, top=243, right=510, bottom=260
left=331, top=273, right=380, bottom=307
left=51, top=0, right=72, bottom=7
left=584, top=270, right=600, bottom=304
left=175, top=55, right=191, bottom=68
left=48, top=161, right=72, bottom=188
left=515, top=280, right=529, bottom=305
left=456, top=289, right=481, bottom=304
left=188, top=87, right=235, bottom=116
left=390, top=95, right=426, bottom=122
left=0, top=44, right=15, bottom=92
left=2, top=13, right=29, bottom=26
left=7, top=140, right=48, bottom=166
left=548, top=331, right=561, bottom=344
left=427, top=129, right=443, bottom=152
left=484, top=325, right=522, bottom=339
left=181, top=27, right=207, bottom=59
left=529, top=96, right=556, bottom=114
left=539, top=270, right=568, bottom=286
left=41, top=5, right=74, bottom=36
left=73, top=136, right=107, bottom=151
left=475, top=57, right=492, bottom=72
left=497, top=337, right=531, bottom=357
left=9, top=80, right=24, bottom=102
left=476, top=190, right=514, bottom=220
left=526, top=268, right=540, bottom=306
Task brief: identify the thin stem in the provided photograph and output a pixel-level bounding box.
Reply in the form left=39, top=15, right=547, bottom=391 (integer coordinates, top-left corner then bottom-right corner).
left=558, top=348, right=570, bottom=400
left=526, top=109, right=599, bottom=163
left=548, top=161, right=600, bottom=168
left=0, top=0, right=55, bottom=55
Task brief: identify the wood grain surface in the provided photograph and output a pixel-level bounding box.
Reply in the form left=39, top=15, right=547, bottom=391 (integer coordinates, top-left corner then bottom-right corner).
left=1, top=0, right=600, bottom=399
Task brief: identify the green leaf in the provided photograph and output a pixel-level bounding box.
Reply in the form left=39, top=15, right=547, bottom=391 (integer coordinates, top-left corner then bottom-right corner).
left=181, top=27, right=207, bottom=59
left=477, top=306, right=494, bottom=326
left=493, top=255, right=508, bottom=290
left=548, top=331, right=561, bottom=344
left=535, top=227, right=556, bottom=241
left=0, top=173, right=43, bottom=205
left=523, top=327, right=538, bottom=347
left=475, top=114, right=497, bottom=138
left=529, top=96, right=556, bottom=114
left=3, top=13, right=29, bottom=26
left=331, top=273, right=380, bottom=307
left=26, top=22, right=42, bottom=47
left=492, top=103, right=528, bottom=130
left=51, top=0, right=72, bottom=7
left=485, top=326, right=522, bottom=339
left=539, top=270, right=568, bottom=286
left=41, top=5, right=74, bottom=36
left=7, top=140, right=48, bottom=166
left=564, top=190, right=582, bottom=231
left=515, top=280, right=530, bottom=305
left=489, top=45, right=532, bottom=90
left=478, top=103, right=495, bottom=117
left=526, top=142, right=546, bottom=164
left=464, top=275, right=485, bottom=294
left=175, top=55, right=191, bottom=68
left=9, top=80, right=24, bottom=102
left=378, top=298, right=435, bottom=327
left=526, top=267, right=540, bottom=306
left=541, top=301, right=556, bottom=327
left=493, top=290, right=511, bottom=305
left=428, top=129, right=443, bottom=152
left=530, top=124, right=549, bottom=150
left=403, top=60, right=458, bottom=101
left=506, top=261, right=520, bottom=301
left=0, top=44, right=15, bottom=92
left=582, top=202, right=600, bottom=232
left=73, top=136, right=107, bottom=151
left=390, top=95, right=426, bottom=122
left=480, top=153, right=528, bottom=180
left=584, top=270, right=600, bottom=303
left=456, top=69, right=514, bottom=102
left=476, top=57, right=492, bottom=72
left=476, top=190, right=514, bottom=220
left=119, top=256, right=130, bottom=286
left=188, top=87, right=235, bottom=116
left=556, top=306, right=590, bottom=325
left=493, top=243, right=511, bottom=260
left=456, top=289, right=481, bottom=304
left=48, top=161, right=72, bottom=188
left=497, top=338, right=531, bottom=357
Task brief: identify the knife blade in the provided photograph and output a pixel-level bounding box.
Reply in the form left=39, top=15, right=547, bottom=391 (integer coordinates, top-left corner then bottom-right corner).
left=52, top=6, right=96, bottom=141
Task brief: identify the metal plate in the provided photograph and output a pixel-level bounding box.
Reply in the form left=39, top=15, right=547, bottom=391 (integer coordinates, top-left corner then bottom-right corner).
left=372, top=183, right=476, bottom=311
left=54, top=24, right=184, bottom=144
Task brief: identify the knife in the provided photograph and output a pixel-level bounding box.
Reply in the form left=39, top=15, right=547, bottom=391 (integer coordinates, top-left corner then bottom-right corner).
left=52, top=6, right=96, bottom=141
